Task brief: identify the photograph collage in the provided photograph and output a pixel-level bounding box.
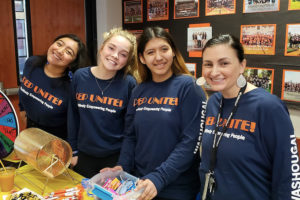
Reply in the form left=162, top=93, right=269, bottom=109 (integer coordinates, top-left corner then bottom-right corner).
left=123, top=0, right=300, bottom=103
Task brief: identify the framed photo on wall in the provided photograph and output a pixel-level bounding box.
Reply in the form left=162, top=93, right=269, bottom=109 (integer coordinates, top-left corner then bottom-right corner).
left=243, top=67, right=274, bottom=93
left=288, top=0, right=300, bottom=10
left=205, top=0, right=236, bottom=16
left=185, top=63, right=197, bottom=78
left=187, top=23, right=212, bottom=57
left=240, top=24, right=276, bottom=55
left=243, top=0, right=280, bottom=13
left=284, top=24, right=300, bottom=57
left=281, top=69, right=300, bottom=102
left=174, top=0, right=199, bottom=19
left=147, top=0, right=169, bottom=21
left=124, top=0, right=143, bottom=24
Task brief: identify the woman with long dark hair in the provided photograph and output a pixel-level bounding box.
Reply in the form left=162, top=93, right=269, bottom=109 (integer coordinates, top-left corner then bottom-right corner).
left=19, top=34, right=90, bottom=140
left=104, top=26, right=207, bottom=200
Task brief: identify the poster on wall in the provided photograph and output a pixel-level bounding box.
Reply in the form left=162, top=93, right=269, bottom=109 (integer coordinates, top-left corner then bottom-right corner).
left=288, top=0, right=300, bottom=10
left=147, top=0, right=169, bottom=21
left=205, top=0, right=236, bottom=16
left=124, top=0, right=143, bottom=24
left=174, top=0, right=199, bottom=19
left=243, top=67, right=274, bottom=93
left=281, top=69, right=300, bottom=102
left=185, top=63, right=197, bottom=78
left=243, top=0, right=280, bottom=13
left=240, top=24, right=276, bottom=55
left=187, top=23, right=212, bottom=57
left=284, top=24, right=300, bottom=57
left=128, top=30, right=143, bottom=40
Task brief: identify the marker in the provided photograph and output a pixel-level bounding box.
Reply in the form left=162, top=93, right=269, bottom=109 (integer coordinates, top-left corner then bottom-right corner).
left=47, top=186, right=83, bottom=196
left=45, top=190, right=82, bottom=199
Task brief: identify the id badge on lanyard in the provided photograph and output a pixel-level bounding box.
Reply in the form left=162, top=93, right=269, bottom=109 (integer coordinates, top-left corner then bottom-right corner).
left=202, top=171, right=216, bottom=200
left=202, top=83, right=247, bottom=200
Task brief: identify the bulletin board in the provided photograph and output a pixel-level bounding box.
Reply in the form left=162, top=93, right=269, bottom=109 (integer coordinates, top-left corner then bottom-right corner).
left=122, top=0, right=300, bottom=108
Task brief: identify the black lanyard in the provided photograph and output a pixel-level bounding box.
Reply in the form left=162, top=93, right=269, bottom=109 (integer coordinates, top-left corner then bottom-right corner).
left=209, top=84, right=247, bottom=172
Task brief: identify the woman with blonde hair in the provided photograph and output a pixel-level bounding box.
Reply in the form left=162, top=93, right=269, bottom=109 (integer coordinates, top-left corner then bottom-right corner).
left=68, top=28, right=138, bottom=178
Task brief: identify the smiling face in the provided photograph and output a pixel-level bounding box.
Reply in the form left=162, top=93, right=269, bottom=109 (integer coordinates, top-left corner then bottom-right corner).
left=99, top=35, right=131, bottom=73
left=47, top=37, right=79, bottom=69
left=202, top=44, right=246, bottom=98
left=139, top=38, right=175, bottom=82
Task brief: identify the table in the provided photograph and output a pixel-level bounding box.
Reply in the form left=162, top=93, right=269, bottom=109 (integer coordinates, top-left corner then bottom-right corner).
left=1, top=164, right=94, bottom=200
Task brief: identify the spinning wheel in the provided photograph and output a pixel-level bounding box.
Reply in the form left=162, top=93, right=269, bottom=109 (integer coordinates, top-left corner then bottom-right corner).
left=0, top=90, right=19, bottom=158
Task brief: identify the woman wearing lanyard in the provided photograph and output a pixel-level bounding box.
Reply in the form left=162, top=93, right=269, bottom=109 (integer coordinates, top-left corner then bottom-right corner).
left=198, top=34, right=298, bottom=200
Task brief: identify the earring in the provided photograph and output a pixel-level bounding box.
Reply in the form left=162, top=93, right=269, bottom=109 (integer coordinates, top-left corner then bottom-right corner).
left=196, top=77, right=206, bottom=86
left=237, top=74, right=246, bottom=88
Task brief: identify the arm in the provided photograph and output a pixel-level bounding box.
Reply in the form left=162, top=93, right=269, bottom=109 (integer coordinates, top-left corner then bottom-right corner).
left=143, top=82, right=206, bottom=193
left=18, top=57, right=31, bottom=127
left=67, top=76, right=80, bottom=162
left=259, top=98, right=298, bottom=200
left=100, top=76, right=137, bottom=173
left=19, top=111, right=27, bottom=127
left=117, top=94, right=136, bottom=173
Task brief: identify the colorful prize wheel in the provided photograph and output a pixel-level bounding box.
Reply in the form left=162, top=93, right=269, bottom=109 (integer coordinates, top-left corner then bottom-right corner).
left=0, top=90, right=19, bottom=158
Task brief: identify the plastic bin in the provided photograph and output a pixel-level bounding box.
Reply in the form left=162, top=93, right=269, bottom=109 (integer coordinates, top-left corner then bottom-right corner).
left=89, top=170, right=142, bottom=200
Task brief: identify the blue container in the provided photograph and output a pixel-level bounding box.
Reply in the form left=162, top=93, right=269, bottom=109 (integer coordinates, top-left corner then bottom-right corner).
left=90, top=170, right=142, bottom=200
left=92, top=184, right=113, bottom=200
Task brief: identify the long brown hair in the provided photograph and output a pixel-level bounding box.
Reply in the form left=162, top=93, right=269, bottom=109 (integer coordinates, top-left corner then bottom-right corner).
left=137, top=26, right=191, bottom=83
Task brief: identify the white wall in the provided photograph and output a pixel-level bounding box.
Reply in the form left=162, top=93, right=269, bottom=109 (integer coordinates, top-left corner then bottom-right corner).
left=290, top=109, right=300, bottom=137
left=96, top=0, right=122, bottom=50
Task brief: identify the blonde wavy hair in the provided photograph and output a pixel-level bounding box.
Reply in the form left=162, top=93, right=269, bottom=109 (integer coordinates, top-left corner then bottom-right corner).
left=99, top=27, right=139, bottom=80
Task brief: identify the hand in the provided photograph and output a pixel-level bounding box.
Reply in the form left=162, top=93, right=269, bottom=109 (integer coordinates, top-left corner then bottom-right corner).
left=100, top=165, right=123, bottom=173
left=136, top=179, right=157, bottom=200
left=20, top=111, right=27, bottom=127
left=70, top=156, right=78, bottom=168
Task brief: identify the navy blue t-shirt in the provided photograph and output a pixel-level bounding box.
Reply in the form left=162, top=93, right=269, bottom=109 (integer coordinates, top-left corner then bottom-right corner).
left=199, top=88, right=299, bottom=200
left=118, top=74, right=207, bottom=200
left=18, top=56, right=70, bottom=139
left=68, top=67, right=136, bottom=157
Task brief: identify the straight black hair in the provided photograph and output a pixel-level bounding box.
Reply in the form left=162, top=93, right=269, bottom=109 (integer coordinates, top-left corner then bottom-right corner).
left=28, top=34, right=90, bottom=88
left=202, top=34, right=244, bottom=62
left=137, top=26, right=190, bottom=82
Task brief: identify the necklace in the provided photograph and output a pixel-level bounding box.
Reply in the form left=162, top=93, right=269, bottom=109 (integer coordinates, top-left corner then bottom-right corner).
left=94, top=75, right=115, bottom=96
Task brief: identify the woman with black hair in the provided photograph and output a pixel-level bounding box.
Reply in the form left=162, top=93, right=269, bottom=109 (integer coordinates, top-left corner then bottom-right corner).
left=103, top=26, right=207, bottom=200
left=18, top=34, right=90, bottom=140
left=199, top=34, right=298, bottom=200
